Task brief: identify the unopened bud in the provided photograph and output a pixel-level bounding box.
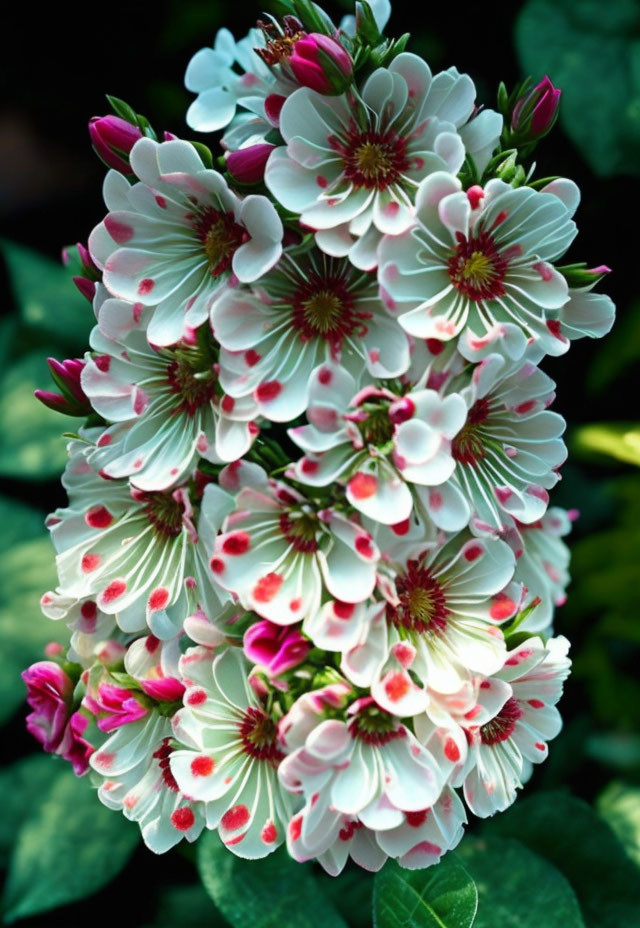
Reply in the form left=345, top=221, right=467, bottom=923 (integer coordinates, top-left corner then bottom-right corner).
left=89, top=115, right=143, bottom=174
left=226, top=143, right=275, bottom=184
left=511, top=76, right=561, bottom=143
left=289, top=33, right=353, bottom=95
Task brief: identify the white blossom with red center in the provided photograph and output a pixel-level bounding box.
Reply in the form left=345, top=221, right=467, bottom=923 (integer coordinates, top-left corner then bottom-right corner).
left=417, top=345, right=567, bottom=533
left=378, top=173, right=580, bottom=355
left=91, top=709, right=205, bottom=853
left=83, top=323, right=258, bottom=491
left=279, top=696, right=445, bottom=851
left=89, top=138, right=283, bottom=347
left=46, top=438, right=234, bottom=638
left=321, top=530, right=519, bottom=697
left=209, top=468, right=380, bottom=624
left=454, top=635, right=571, bottom=817
left=169, top=647, right=295, bottom=858
left=185, top=26, right=298, bottom=149
left=288, top=361, right=467, bottom=528
left=501, top=507, right=575, bottom=632
left=211, top=249, right=410, bottom=422
left=265, top=54, right=502, bottom=271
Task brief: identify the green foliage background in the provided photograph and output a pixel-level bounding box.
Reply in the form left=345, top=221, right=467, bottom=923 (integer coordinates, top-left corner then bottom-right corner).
left=0, top=0, right=639, bottom=924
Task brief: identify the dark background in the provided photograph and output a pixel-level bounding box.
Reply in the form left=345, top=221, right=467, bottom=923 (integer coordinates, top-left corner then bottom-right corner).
left=1, top=1, right=639, bottom=924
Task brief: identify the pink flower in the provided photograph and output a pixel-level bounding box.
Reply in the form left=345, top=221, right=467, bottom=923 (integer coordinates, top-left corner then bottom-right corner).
left=140, top=677, right=186, bottom=701
left=243, top=620, right=311, bottom=676
left=511, top=76, right=561, bottom=141
left=289, top=34, right=353, bottom=95
left=85, top=683, right=149, bottom=732
left=89, top=114, right=143, bottom=174
left=58, top=712, right=94, bottom=775
left=22, top=661, right=73, bottom=751
left=226, top=144, right=275, bottom=184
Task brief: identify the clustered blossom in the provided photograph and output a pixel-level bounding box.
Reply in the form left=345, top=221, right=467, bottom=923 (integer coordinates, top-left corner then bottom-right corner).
left=24, top=0, right=615, bottom=877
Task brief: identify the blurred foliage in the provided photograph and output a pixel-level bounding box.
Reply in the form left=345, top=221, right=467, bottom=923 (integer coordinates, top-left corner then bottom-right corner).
left=1, top=0, right=639, bottom=925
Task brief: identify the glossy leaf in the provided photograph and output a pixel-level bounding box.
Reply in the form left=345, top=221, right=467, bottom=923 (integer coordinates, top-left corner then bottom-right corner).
left=373, top=855, right=477, bottom=928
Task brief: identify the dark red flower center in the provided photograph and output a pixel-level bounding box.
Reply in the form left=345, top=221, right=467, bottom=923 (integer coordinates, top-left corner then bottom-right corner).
left=290, top=271, right=371, bottom=350
left=480, top=697, right=523, bottom=745
left=451, top=398, right=491, bottom=467
left=388, top=558, right=449, bottom=635
left=238, top=706, right=284, bottom=764
left=192, top=206, right=247, bottom=277
left=350, top=705, right=405, bottom=745
left=337, top=127, right=410, bottom=190
left=279, top=511, right=319, bottom=554
left=141, top=491, right=186, bottom=538
left=448, top=229, right=508, bottom=301
left=166, top=355, right=217, bottom=417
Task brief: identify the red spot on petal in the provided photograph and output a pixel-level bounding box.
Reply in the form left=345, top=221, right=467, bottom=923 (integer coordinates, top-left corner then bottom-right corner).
left=466, top=185, right=484, bottom=210
left=405, top=809, right=429, bottom=827
left=95, top=751, right=115, bottom=769
left=316, top=175, right=328, bottom=188
left=355, top=535, right=375, bottom=558
left=391, top=518, right=411, bottom=535
left=97, top=433, right=112, bottom=447
left=444, top=738, right=460, bottom=762
left=137, top=278, right=155, bottom=295
left=245, top=349, right=261, bottom=366
left=253, top=573, right=283, bottom=603
left=334, top=601, right=355, bottom=619
left=256, top=380, right=282, bottom=402
left=81, top=553, right=101, bottom=573
left=318, top=367, right=332, bottom=386
left=171, top=807, right=195, bottom=831
left=155, top=195, right=167, bottom=209
left=301, top=458, right=319, bottom=475
left=187, top=688, right=208, bottom=706
left=101, top=579, right=127, bottom=603
left=429, top=490, right=443, bottom=511
left=145, top=635, right=160, bottom=653
left=221, top=804, right=250, bottom=831
left=262, top=821, right=278, bottom=844
left=384, top=672, right=410, bottom=702
left=515, top=400, right=536, bottom=414
left=222, top=531, right=251, bottom=555
left=105, top=216, right=134, bottom=244
left=289, top=815, right=302, bottom=841
left=85, top=505, right=114, bottom=529
left=221, top=395, right=235, bottom=413
left=191, top=755, right=215, bottom=777
left=528, top=699, right=545, bottom=709
left=496, top=487, right=513, bottom=504
left=490, top=593, right=516, bottom=621
left=464, top=544, right=484, bottom=562
left=290, top=598, right=301, bottom=612
left=210, top=557, right=225, bottom=574
left=148, top=587, right=170, bottom=611
left=535, top=742, right=546, bottom=751
left=80, top=600, right=97, bottom=620
left=533, top=261, right=553, bottom=282
left=348, top=473, right=378, bottom=500
left=425, top=338, right=445, bottom=355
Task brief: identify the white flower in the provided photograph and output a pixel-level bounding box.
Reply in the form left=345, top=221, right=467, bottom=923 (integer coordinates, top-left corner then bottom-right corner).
left=502, top=507, right=574, bottom=632
left=185, top=27, right=298, bottom=148
left=83, top=322, right=257, bottom=490
left=378, top=173, right=579, bottom=354
left=89, top=138, right=283, bottom=346
left=209, top=469, right=379, bottom=624
left=212, top=249, right=409, bottom=422
left=47, top=437, right=233, bottom=638
left=279, top=696, right=444, bottom=834
left=319, top=530, right=517, bottom=696
left=289, top=362, right=466, bottom=528
left=169, top=647, right=295, bottom=858
left=374, top=787, right=466, bottom=870
left=91, top=711, right=205, bottom=854
left=39, top=591, right=116, bottom=667
left=266, top=54, right=501, bottom=270
left=456, top=635, right=571, bottom=817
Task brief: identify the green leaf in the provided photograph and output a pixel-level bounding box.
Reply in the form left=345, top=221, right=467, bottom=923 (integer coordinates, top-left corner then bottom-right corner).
left=1, top=240, right=93, bottom=351
left=458, top=835, right=585, bottom=927
left=372, top=854, right=477, bottom=928
left=0, top=495, right=67, bottom=725
left=143, top=884, right=228, bottom=927
left=515, top=0, right=640, bottom=177
left=317, top=866, right=375, bottom=928
left=2, top=768, right=138, bottom=921
left=573, top=423, right=640, bottom=467
left=197, top=833, right=348, bottom=928
left=597, top=782, right=640, bottom=866
left=0, top=755, right=58, bottom=867
left=488, top=791, right=640, bottom=928
left=0, top=350, right=76, bottom=479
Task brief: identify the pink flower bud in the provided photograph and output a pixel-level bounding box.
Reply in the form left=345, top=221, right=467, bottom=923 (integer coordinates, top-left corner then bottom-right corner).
left=511, top=76, right=561, bottom=142
left=290, top=34, right=353, bottom=95
left=35, top=357, right=91, bottom=417
left=89, top=115, right=143, bottom=174
left=22, top=661, right=74, bottom=751
left=140, top=677, right=186, bottom=702
left=226, top=144, right=275, bottom=184
left=58, top=712, right=94, bottom=775
left=85, top=682, right=148, bottom=732
left=243, top=620, right=310, bottom=676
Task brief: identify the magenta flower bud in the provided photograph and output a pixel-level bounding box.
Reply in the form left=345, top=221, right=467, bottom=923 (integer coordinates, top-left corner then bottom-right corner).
left=243, top=620, right=310, bottom=676
left=289, top=34, right=353, bottom=95
left=511, top=76, right=561, bottom=142
left=58, top=712, right=94, bottom=775
left=140, top=677, right=186, bottom=701
left=226, top=144, right=275, bottom=184
left=22, top=661, right=74, bottom=752
left=36, top=357, right=91, bottom=417
left=85, top=683, right=148, bottom=732
left=89, top=115, right=143, bottom=174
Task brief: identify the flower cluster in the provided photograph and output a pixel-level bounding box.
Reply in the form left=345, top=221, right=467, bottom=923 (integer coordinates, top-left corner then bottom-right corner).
left=24, top=0, right=614, bottom=875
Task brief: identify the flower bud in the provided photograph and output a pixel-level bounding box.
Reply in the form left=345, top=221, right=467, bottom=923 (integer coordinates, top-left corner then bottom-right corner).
left=58, top=711, right=94, bottom=775
left=243, top=620, right=310, bottom=676
left=511, top=76, right=561, bottom=142
left=226, top=144, right=275, bottom=184
left=63, top=241, right=101, bottom=302
left=85, top=682, right=148, bottom=732
left=35, top=357, right=92, bottom=417
left=22, top=661, right=74, bottom=752
left=289, top=34, right=353, bottom=95
left=89, top=115, right=143, bottom=174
